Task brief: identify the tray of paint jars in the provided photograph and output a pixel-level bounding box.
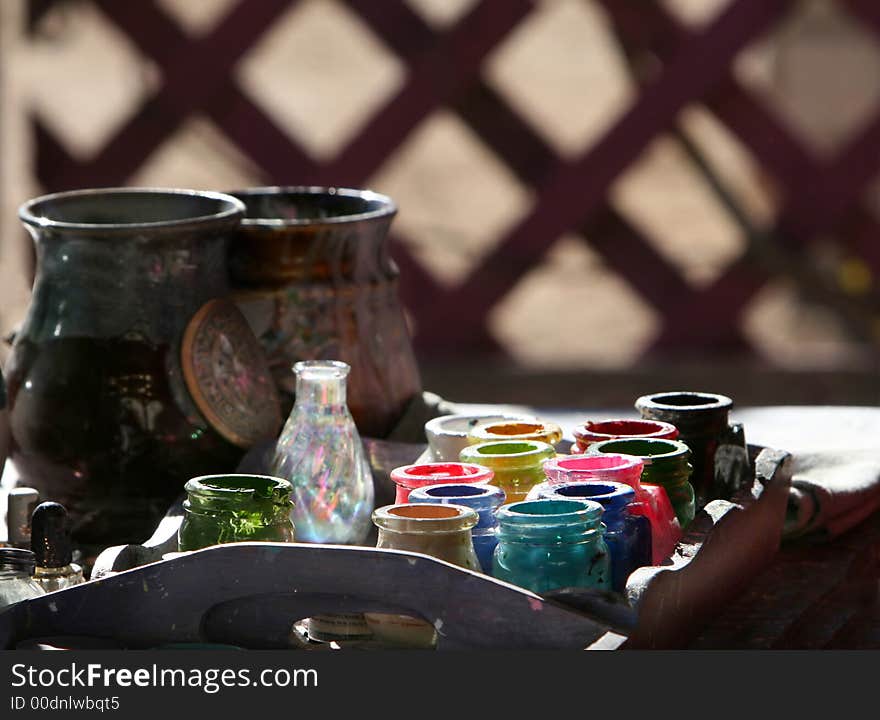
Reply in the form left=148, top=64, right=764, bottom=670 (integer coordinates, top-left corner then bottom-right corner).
left=0, top=393, right=792, bottom=650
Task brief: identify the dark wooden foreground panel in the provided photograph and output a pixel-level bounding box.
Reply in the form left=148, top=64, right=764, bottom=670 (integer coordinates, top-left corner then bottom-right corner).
left=0, top=542, right=621, bottom=650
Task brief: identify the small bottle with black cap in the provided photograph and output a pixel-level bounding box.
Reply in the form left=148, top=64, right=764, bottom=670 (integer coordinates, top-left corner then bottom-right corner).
left=31, top=502, right=84, bottom=592
left=0, top=547, right=45, bottom=609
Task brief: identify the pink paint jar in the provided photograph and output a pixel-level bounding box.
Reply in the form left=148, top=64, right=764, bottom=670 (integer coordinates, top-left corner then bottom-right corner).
left=390, top=462, right=494, bottom=504
left=542, top=453, right=681, bottom=564
left=572, top=418, right=679, bottom=453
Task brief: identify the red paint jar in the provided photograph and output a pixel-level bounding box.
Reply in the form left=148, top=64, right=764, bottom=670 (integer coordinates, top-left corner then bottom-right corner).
left=390, top=462, right=494, bottom=504
left=542, top=453, right=681, bottom=564
left=572, top=418, right=679, bottom=453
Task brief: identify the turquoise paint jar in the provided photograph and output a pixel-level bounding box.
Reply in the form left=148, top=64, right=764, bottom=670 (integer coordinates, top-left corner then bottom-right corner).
left=526, top=481, right=652, bottom=593
left=492, top=499, right=611, bottom=594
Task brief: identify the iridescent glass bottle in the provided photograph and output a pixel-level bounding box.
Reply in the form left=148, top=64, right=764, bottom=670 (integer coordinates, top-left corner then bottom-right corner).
left=272, top=360, right=374, bottom=544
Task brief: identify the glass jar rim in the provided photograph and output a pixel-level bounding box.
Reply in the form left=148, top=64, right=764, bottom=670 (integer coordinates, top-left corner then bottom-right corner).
left=424, top=413, right=538, bottom=440
left=185, top=474, right=292, bottom=501
left=498, top=498, right=603, bottom=524
left=636, top=391, right=733, bottom=413
left=469, top=419, right=563, bottom=443
left=18, top=187, right=244, bottom=235
left=372, top=503, right=478, bottom=534
left=460, top=440, right=556, bottom=467
left=591, top=438, right=690, bottom=464
left=534, top=480, right=634, bottom=507
left=573, top=418, right=679, bottom=441
left=293, top=359, right=350, bottom=380
left=544, top=452, right=644, bottom=475
left=409, top=482, right=506, bottom=503
left=390, top=462, right=494, bottom=487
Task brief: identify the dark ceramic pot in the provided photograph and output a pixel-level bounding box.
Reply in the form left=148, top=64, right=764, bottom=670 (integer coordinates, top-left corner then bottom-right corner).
left=6, top=188, right=281, bottom=557
left=227, top=187, right=422, bottom=439
left=635, top=391, right=747, bottom=507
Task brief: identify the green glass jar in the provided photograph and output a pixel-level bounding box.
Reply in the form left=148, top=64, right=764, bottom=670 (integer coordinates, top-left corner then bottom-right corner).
left=178, top=474, right=295, bottom=551
left=459, top=440, right=556, bottom=504
left=591, top=438, right=696, bottom=529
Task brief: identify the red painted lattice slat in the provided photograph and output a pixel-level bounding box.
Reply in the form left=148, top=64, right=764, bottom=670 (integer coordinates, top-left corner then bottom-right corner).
left=414, top=0, right=792, bottom=350
left=27, top=0, right=880, bottom=362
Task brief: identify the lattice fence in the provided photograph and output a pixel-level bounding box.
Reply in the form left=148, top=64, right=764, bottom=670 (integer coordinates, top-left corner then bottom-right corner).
left=7, top=0, right=880, bottom=368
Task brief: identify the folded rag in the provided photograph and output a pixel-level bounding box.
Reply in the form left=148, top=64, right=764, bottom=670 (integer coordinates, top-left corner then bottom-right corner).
left=783, top=449, right=880, bottom=541
left=732, top=406, right=880, bottom=542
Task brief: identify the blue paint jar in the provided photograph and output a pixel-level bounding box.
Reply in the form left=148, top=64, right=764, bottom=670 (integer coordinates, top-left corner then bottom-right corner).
left=527, top=480, right=652, bottom=593
left=492, top=499, right=611, bottom=594
left=408, top=482, right=506, bottom=573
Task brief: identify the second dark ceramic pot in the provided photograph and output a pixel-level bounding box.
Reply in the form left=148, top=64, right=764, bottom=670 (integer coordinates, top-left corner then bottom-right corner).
left=228, top=187, right=422, bottom=439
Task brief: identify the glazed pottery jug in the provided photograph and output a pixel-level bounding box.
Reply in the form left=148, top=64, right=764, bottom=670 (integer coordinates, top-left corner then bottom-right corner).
left=228, top=187, right=422, bottom=439
left=6, top=188, right=281, bottom=556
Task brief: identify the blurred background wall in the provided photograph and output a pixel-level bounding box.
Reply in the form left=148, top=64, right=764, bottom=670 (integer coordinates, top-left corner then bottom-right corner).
left=1, top=0, right=879, bottom=407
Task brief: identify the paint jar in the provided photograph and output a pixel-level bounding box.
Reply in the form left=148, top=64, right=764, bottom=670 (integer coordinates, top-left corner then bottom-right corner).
left=493, top=499, right=611, bottom=594
left=408, top=483, right=506, bottom=573
left=424, top=413, right=535, bottom=462
left=635, top=391, right=741, bottom=506
left=542, top=453, right=681, bottom=563
left=365, top=503, right=480, bottom=647
left=459, top=440, right=557, bottom=504
left=572, top=418, right=679, bottom=453
left=0, top=549, right=45, bottom=610
left=591, top=438, right=696, bottom=530
left=467, top=419, right=564, bottom=449
left=526, top=481, right=651, bottom=592
left=390, top=462, right=493, bottom=504
left=177, top=474, right=295, bottom=552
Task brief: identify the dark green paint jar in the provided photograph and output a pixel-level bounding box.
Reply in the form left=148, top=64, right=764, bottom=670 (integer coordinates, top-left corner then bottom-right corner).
left=591, top=438, right=696, bottom=530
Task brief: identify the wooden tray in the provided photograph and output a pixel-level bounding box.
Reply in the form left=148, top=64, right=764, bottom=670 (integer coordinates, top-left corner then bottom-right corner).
left=0, top=441, right=792, bottom=650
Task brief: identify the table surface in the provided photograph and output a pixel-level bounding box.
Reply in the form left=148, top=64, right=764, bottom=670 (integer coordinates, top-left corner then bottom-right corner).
left=3, top=404, right=880, bottom=649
